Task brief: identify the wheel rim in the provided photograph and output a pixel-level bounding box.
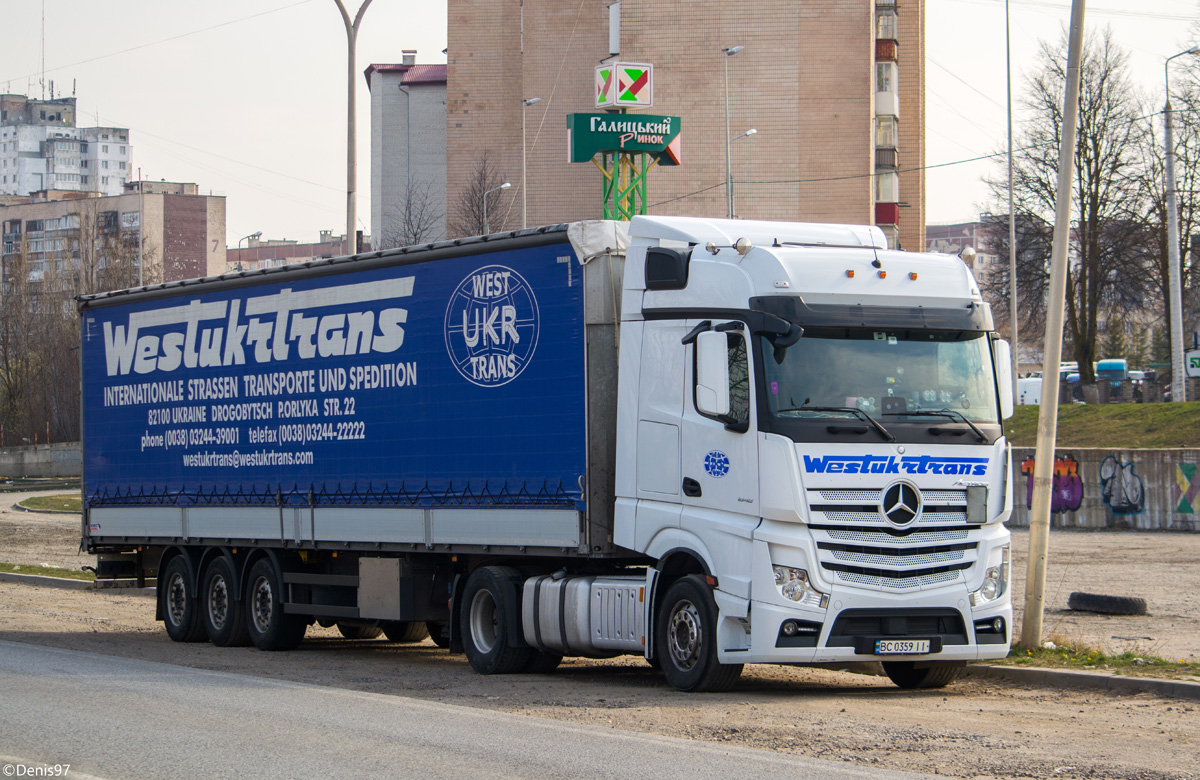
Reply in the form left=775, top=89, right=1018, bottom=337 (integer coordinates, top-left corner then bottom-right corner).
left=166, top=570, right=187, bottom=627
left=666, top=598, right=702, bottom=671
left=251, top=575, right=274, bottom=634
left=468, top=589, right=499, bottom=653
left=207, top=573, right=230, bottom=630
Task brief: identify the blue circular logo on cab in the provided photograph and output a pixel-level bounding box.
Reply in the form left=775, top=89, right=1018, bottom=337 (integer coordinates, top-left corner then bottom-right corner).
left=445, top=265, right=540, bottom=387
left=704, top=450, right=730, bottom=478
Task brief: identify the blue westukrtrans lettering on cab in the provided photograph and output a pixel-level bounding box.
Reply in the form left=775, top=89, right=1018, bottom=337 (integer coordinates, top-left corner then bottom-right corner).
left=802, top=454, right=988, bottom=476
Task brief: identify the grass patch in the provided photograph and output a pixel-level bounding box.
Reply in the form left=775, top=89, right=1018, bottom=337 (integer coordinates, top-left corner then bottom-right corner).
left=18, top=493, right=81, bottom=513
left=1004, top=402, right=1200, bottom=448
left=0, top=562, right=94, bottom=581
left=988, top=637, right=1200, bottom=680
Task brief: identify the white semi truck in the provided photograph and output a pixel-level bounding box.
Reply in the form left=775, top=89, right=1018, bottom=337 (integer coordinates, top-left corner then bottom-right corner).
left=80, top=216, right=1014, bottom=691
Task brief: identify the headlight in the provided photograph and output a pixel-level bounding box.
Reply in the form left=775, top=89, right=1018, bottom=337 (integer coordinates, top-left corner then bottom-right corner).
left=772, top=566, right=829, bottom=609
left=970, top=545, right=1010, bottom=607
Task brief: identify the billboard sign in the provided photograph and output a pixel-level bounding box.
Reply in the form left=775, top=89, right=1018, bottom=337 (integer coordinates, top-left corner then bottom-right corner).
left=567, top=113, right=682, bottom=165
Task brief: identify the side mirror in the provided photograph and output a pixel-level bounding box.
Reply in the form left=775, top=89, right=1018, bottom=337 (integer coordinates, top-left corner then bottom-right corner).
left=695, top=331, right=730, bottom=417
left=994, top=339, right=1014, bottom=419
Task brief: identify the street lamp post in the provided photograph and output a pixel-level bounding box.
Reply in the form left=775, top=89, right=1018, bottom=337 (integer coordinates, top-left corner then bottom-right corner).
left=1165, top=46, right=1198, bottom=403
left=729, top=128, right=757, bottom=219
left=483, top=182, right=511, bottom=235
left=722, top=45, right=744, bottom=219
left=522, top=98, right=541, bottom=229
left=334, top=0, right=374, bottom=253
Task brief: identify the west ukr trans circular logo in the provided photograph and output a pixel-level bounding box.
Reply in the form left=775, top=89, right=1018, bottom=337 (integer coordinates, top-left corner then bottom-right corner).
left=444, top=265, right=540, bottom=387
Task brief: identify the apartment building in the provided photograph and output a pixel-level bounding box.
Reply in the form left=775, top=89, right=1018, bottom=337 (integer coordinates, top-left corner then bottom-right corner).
left=1, top=95, right=132, bottom=198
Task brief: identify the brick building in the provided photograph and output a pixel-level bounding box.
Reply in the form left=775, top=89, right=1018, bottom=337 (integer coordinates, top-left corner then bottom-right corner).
left=442, top=0, right=924, bottom=248
left=1, top=182, right=225, bottom=291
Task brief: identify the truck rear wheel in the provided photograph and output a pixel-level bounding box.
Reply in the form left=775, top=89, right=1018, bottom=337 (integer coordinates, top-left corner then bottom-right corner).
left=656, top=575, right=743, bottom=692
left=337, top=623, right=384, bottom=640
left=382, top=621, right=430, bottom=643
left=425, top=620, right=451, bottom=648
left=245, top=559, right=307, bottom=651
left=202, top=556, right=250, bottom=647
left=460, top=566, right=532, bottom=674
left=883, top=661, right=965, bottom=689
left=161, top=556, right=206, bottom=643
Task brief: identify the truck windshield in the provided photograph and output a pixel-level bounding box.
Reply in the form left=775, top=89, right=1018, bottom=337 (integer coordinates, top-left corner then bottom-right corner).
left=759, top=327, right=1001, bottom=435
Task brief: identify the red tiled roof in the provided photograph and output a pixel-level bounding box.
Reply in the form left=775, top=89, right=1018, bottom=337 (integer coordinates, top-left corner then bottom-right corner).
left=364, top=63, right=447, bottom=87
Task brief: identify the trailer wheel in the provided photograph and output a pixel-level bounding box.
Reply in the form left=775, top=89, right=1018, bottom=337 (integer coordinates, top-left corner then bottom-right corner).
left=202, top=557, right=250, bottom=647
left=656, top=575, right=743, bottom=692
left=460, top=566, right=532, bottom=674
left=338, top=623, right=384, bottom=640
left=883, top=661, right=965, bottom=689
left=161, top=556, right=206, bottom=643
left=245, top=559, right=307, bottom=651
left=425, top=621, right=451, bottom=649
left=381, top=621, right=429, bottom=643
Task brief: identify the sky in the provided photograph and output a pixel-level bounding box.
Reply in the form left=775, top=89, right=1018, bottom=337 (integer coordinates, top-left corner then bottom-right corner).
left=2, top=0, right=1198, bottom=246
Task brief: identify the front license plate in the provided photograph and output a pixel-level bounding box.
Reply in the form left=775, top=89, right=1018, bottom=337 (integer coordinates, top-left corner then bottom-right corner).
left=874, top=639, right=931, bottom=655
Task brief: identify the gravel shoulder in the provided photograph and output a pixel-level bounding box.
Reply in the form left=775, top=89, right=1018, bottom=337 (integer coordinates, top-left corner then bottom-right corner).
left=1, top=493, right=1198, bottom=779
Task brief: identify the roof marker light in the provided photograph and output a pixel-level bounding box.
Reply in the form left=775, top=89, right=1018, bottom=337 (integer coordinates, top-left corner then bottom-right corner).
left=909, top=272, right=918, bottom=280
left=846, top=270, right=855, bottom=278
left=878, top=270, right=887, bottom=278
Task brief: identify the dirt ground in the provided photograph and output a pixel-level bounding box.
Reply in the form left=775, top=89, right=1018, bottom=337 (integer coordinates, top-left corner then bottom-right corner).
left=2, top=490, right=1199, bottom=780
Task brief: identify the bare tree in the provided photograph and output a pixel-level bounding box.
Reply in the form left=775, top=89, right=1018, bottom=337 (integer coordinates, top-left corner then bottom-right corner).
left=379, top=178, right=444, bottom=250
left=984, top=28, right=1153, bottom=383
left=447, top=151, right=513, bottom=239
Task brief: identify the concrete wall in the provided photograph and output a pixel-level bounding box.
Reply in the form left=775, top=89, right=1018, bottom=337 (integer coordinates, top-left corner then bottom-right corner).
left=1008, top=447, right=1200, bottom=532
left=0, top=442, right=81, bottom=478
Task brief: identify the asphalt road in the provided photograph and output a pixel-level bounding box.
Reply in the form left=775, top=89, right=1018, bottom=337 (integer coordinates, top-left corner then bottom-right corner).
left=0, top=640, right=935, bottom=780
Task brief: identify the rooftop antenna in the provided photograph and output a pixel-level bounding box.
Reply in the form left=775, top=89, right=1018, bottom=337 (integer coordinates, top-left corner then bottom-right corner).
left=40, top=0, right=45, bottom=99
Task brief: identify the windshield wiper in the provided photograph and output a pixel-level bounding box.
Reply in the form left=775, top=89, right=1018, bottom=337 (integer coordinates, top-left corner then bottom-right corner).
left=886, top=409, right=988, bottom=443
left=785, top=406, right=895, bottom=442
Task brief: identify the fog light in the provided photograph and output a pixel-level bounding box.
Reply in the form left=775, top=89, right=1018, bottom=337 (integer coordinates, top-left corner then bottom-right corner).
left=992, top=617, right=1003, bottom=633
left=781, top=620, right=798, bottom=636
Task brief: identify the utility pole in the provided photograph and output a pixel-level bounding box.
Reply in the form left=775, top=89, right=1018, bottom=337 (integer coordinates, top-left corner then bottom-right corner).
left=1006, top=0, right=1019, bottom=397
left=1164, top=46, right=1198, bottom=403
left=1023, top=0, right=1087, bottom=650
left=334, top=0, right=374, bottom=254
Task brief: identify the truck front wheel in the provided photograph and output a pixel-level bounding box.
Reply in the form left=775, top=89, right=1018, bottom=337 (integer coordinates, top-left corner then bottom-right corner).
left=161, top=556, right=206, bottom=643
left=882, top=661, right=965, bottom=689
left=460, top=566, right=532, bottom=674
left=656, top=575, right=743, bottom=692
left=245, top=559, right=307, bottom=651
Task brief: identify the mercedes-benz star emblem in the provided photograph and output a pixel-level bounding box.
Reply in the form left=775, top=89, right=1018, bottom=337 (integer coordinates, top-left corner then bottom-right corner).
left=881, top=482, right=921, bottom=526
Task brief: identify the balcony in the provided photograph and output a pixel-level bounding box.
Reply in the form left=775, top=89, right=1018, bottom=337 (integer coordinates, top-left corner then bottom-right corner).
left=875, top=148, right=899, bottom=169
left=876, top=39, right=898, bottom=61
left=876, top=202, right=901, bottom=225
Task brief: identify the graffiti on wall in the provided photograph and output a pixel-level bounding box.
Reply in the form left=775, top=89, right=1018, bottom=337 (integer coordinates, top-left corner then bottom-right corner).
left=1099, top=455, right=1145, bottom=515
left=1020, top=454, right=1083, bottom=513
left=1175, top=463, right=1200, bottom=514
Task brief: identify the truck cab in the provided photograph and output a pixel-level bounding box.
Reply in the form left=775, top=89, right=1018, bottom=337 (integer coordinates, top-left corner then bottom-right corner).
left=612, top=216, right=1014, bottom=690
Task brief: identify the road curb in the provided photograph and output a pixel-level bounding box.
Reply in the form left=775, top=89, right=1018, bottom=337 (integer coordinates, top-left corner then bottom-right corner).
left=9, top=502, right=78, bottom=514
left=0, top=571, right=155, bottom=596
left=966, top=663, right=1200, bottom=701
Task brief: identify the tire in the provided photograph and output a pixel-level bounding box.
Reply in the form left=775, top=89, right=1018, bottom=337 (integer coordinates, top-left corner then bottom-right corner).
left=522, top=650, right=564, bottom=674
left=201, top=556, right=250, bottom=647
left=655, top=575, right=743, bottom=692
left=338, top=623, right=384, bottom=640
left=883, top=661, right=965, bottom=690
left=245, top=558, right=307, bottom=651
left=160, top=556, right=206, bottom=643
left=381, top=621, right=429, bottom=643
left=426, top=620, right=451, bottom=649
left=460, top=566, right=533, bottom=675
left=1068, top=592, right=1148, bottom=616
